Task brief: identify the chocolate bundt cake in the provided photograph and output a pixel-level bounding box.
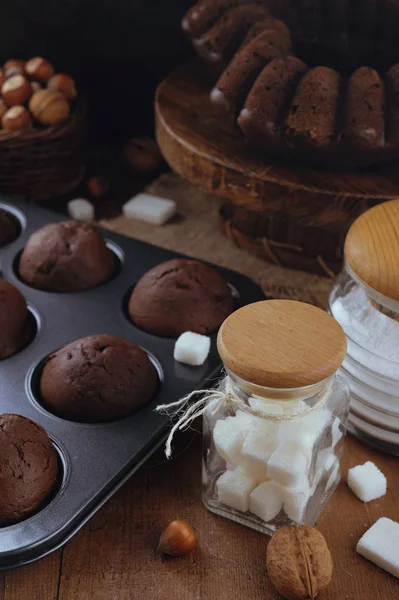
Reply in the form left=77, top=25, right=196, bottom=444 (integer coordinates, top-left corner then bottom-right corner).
left=183, top=0, right=399, bottom=168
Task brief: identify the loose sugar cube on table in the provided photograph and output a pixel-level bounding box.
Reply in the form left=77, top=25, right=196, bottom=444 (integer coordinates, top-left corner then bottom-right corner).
left=241, top=430, right=276, bottom=481
left=67, top=198, right=95, bottom=222
left=213, top=417, right=245, bottom=466
left=217, top=469, right=256, bottom=512
left=249, top=481, right=283, bottom=522
left=347, top=461, right=387, bottom=502
left=357, top=518, right=399, bottom=578
left=122, top=193, right=176, bottom=225
left=173, top=332, right=211, bottom=366
left=267, top=442, right=308, bottom=487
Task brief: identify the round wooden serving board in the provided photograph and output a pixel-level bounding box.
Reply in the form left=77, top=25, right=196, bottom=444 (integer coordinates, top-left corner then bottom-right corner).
left=155, top=61, right=399, bottom=275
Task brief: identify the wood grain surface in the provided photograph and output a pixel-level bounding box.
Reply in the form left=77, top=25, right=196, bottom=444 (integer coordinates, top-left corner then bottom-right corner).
left=0, top=432, right=397, bottom=600
left=345, top=199, right=399, bottom=302
left=0, top=173, right=398, bottom=599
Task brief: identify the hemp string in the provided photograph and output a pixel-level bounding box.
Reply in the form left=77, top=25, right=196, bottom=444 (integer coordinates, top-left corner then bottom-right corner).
left=156, top=375, right=333, bottom=459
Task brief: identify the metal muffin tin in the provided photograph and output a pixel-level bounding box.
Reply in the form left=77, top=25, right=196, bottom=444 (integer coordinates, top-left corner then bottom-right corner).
left=0, top=196, right=264, bottom=569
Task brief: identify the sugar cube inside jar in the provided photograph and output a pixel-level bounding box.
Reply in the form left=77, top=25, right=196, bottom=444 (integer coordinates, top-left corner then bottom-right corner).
left=202, top=299, right=350, bottom=535
left=329, top=199, right=399, bottom=455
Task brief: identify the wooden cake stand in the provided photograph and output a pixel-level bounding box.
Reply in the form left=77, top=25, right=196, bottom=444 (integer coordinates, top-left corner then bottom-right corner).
left=155, top=61, right=399, bottom=275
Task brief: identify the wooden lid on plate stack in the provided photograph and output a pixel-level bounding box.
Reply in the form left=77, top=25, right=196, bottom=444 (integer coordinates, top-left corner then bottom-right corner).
left=344, top=199, right=399, bottom=317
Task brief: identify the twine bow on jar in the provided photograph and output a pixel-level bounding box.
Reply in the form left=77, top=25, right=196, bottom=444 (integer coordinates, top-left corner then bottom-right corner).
left=155, top=375, right=333, bottom=459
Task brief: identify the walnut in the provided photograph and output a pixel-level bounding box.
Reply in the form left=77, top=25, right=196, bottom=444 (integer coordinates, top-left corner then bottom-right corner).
left=266, top=526, right=333, bottom=600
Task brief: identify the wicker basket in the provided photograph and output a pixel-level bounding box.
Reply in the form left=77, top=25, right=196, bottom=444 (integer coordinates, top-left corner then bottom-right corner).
left=0, top=99, right=87, bottom=201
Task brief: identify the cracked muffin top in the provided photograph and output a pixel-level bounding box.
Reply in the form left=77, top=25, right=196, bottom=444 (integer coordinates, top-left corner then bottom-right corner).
left=128, top=258, right=234, bottom=337
left=0, top=413, right=59, bottom=526
left=39, top=335, right=158, bottom=423
left=18, top=221, right=115, bottom=293
left=0, top=209, right=19, bottom=248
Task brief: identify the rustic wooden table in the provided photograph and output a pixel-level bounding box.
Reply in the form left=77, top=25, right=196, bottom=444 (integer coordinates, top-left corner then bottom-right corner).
left=1, top=174, right=398, bottom=600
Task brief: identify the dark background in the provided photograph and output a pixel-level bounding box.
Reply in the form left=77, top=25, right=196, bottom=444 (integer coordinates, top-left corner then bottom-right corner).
left=2, top=1, right=194, bottom=139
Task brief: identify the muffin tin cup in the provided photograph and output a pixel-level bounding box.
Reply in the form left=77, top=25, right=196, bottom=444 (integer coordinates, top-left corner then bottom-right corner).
left=0, top=196, right=264, bottom=569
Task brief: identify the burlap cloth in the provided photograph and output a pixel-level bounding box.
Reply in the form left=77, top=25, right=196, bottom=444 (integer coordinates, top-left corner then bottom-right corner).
left=99, top=172, right=332, bottom=308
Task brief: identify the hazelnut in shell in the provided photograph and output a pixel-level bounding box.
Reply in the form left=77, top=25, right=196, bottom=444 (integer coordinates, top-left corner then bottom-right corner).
left=25, top=57, right=54, bottom=82
left=48, top=74, right=77, bottom=102
left=266, top=526, right=333, bottom=600
left=31, top=81, right=42, bottom=93
left=29, top=89, right=70, bottom=126
left=2, top=106, right=32, bottom=131
left=2, top=75, right=32, bottom=106
left=0, top=99, right=8, bottom=120
left=0, top=70, right=6, bottom=88
left=4, top=65, right=25, bottom=79
left=4, top=59, right=25, bottom=71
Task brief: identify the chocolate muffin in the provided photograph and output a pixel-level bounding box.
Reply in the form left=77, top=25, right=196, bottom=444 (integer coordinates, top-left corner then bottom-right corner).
left=40, top=335, right=158, bottom=423
left=0, top=209, right=19, bottom=247
left=18, top=221, right=115, bottom=293
left=0, top=414, right=58, bottom=526
left=0, top=280, right=32, bottom=360
left=128, top=258, right=234, bottom=337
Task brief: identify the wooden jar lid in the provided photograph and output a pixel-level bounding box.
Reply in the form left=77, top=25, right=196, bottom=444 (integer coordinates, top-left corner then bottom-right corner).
left=217, top=300, right=347, bottom=389
left=345, top=200, right=399, bottom=301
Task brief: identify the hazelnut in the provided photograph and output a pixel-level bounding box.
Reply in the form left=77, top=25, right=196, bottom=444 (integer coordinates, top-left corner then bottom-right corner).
left=86, top=176, right=109, bottom=198
left=4, top=59, right=25, bottom=71
left=266, top=526, right=333, bottom=600
left=25, top=57, right=54, bottom=82
left=31, top=81, right=42, bottom=93
left=29, top=89, right=70, bottom=125
left=4, top=65, right=25, bottom=79
left=157, top=520, right=198, bottom=556
left=0, top=69, right=6, bottom=88
left=47, top=73, right=77, bottom=102
left=2, top=106, right=32, bottom=131
left=1, top=75, right=32, bottom=106
left=0, top=99, right=8, bottom=120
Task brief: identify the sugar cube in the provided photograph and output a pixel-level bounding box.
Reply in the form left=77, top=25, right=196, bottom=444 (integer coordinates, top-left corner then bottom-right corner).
left=67, top=198, right=95, bottom=222
left=248, top=398, right=284, bottom=416
left=213, top=417, right=245, bottom=466
left=173, top=331, right=211, bottom=366
left=236, top=409, right=279, bottom=439
left=249, top=481, right=283, bottom=522
left=122, top=193, right=176, bottom=225
left=241, top=430, right=276, bottom=481
left=217, top=469, right=257, bottom=512
left=234, top=463, right=269, bottom=485
left=347, top=461, right=387, bottom=502
left=332, top=417, right=343, bottom=447
left=278, top=409, right=330, bottom=456
left=267, top=443, right=308, bottom=487
left=282, top=480, right=311, bottom=523
left=357, top=518, right=399, bottom=578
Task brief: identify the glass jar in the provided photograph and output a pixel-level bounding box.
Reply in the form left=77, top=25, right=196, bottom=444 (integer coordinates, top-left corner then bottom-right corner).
left=329, top=200, right=399, bottom=456
left=202, top=300, right=350, bottom=535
